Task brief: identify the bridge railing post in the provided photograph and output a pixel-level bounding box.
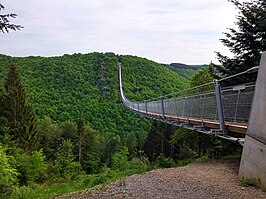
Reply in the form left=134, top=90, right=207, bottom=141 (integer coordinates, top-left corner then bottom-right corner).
left=145, top=101, right=148, bottom=115
left=200, top=94, right=205, bottom=121
left=174, top=96, right=178, bottom=117
left=160, top=97, right=165, bottom=118
left=214, top=79, right=226, bottom=132
left=182, top=96, right=186, bottom=117
left=234, top=90, right=241, bottom=122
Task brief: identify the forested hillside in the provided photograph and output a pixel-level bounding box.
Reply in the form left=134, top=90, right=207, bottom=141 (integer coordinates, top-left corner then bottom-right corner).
left=0, top=53, right=188, bottom=135
left=0, top=53, right=241, bottom=198
left=164, top=63, right=207, bottom=80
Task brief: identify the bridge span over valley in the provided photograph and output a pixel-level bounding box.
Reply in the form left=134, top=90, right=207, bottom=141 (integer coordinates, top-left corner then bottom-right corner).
left=118, top=52, right=266, bottom=189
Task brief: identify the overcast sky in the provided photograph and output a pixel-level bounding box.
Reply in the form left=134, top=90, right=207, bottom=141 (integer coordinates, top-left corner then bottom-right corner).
left=1, top=0, right=244, bottom=64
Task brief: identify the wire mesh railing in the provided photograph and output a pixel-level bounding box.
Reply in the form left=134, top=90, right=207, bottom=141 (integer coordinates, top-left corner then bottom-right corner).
left=118, top=62, right=257, bottom=133
left=222, top=83, right=255, bottom=123
left=123, top=83, right=255, bottom=123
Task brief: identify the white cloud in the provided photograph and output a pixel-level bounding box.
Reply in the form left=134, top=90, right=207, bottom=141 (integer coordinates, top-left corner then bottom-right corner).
left=0, top=0, right=244, bottom=64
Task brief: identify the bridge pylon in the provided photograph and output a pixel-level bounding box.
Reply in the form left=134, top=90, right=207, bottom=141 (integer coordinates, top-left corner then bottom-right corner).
left=239, top=51, right=266, bottom=190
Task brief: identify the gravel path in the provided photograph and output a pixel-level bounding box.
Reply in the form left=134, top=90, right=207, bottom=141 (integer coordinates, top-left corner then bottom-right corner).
left=58, top=158, right=266, bottom=199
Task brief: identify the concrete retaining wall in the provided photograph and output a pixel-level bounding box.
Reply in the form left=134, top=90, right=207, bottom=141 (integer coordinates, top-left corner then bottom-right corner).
left=239, top=51, right=266, bottom=190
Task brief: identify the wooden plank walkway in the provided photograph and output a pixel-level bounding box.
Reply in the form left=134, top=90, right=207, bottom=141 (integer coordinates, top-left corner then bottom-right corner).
left=132, top=109, right=247, bottom=134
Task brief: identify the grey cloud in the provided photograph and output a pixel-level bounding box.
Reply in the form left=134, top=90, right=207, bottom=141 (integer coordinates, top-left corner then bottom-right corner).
left=0, top=0, right=240, bottom=64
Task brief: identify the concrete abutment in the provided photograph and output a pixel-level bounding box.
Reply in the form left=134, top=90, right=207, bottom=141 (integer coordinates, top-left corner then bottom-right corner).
left=239, top=51, right=266, bottom=190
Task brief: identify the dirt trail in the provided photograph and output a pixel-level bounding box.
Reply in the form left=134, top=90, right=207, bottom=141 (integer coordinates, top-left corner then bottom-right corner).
left=58, top=158, right=266, bottom=199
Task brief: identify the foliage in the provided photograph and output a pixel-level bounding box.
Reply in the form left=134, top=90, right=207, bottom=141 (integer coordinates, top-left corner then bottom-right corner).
left=170, top=127, right=190, bottom=144
left=144, top=121, right=176, bottom=162
left=81, top=124, right=102, bottom=173
left=9, top=167, right=150, bottom=199
left=165, top=63, right=207, bottom=80
left=189, top=68, right=215, bottom=92
left=0, top=52, right=242, bottom=198
left=52, top=139, right=82, bottom=180
left=111, top=146, right=130, bottom=171
left=176, top=159, right=195, bottom=167
left=207, top=138, right=241, bottom=159
left=122, top=56, right=189, bottom=101
left=154, top=154, right=176, bottom=168
left=0, top=4, right=23, bottom=33
left=241, top=177, right=261, bottom=188
left=24, top=150, right=47, bottom=183
left=9, top=186, right=33, bottom=199
left=39, top=116, right=62, bottom=160
left=12, top=149, right=47, bottom=185
left=216, top=0, right=266, bottom=84
left=0, top=145, right=19, bottom=197
left=0, top=53, right=188, bottom=143
left=0, top=87, right=9, bottom=136
left=129, top=157, right=149, bottom=171
left=3, top=65, right=40, bottom=152
left=171, top=128, right=199, bottom=160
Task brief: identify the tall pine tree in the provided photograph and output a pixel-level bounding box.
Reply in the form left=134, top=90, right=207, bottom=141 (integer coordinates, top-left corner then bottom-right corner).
left=0, top=87, right=9, bottom=137
left=3, top=64, right=39, bottom=152
left=216, top=0, right=266, bottom=84
left=0, top=3, right=23, bottom=33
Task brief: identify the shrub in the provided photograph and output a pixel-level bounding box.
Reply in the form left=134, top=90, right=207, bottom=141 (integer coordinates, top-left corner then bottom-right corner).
left=65, top=162, right=84, bottom=180
left=241, top=178, right=261, bottom=187
left=155, top=154, right=176, bottom=168
left=111, top=147, right=130, bottom=171
left=0, top=145, right=19, bottom=197
left=52, top=140, right=83, bottom=181
left=129, top=157, right=149, bottom=170
left=13, top=149, right=47, bottom=185
left=9, top=186, right=32, bottom=199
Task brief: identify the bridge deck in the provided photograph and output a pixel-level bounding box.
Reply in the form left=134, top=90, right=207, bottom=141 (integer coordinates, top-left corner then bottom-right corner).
left=134, top=109, right=247, bottom=134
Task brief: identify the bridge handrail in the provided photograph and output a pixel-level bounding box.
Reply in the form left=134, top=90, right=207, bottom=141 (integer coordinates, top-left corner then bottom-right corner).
left=119, top=62, right=257, bottom=132
left=123, top=66, right=259, bottom=103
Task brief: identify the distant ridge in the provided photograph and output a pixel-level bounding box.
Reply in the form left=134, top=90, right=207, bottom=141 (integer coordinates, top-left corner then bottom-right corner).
left=168, top=63, right=207, bottom=70
left=163, top=63, right=208, bottom=80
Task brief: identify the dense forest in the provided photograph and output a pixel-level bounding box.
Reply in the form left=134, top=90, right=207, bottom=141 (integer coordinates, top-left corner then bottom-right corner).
left=164, top=63, right=208, bottom=80
left=0, top=0, right=264, bottom=197
left=0, top=53, right=188, bottom=128
left=0, top=53, right=239, bottom=198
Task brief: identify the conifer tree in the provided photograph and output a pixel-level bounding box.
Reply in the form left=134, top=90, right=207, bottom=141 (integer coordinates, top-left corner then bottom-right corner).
left=0, top=4, right=23, bottom=33
left=0, top=87, right=9, bottom=137
left=3, top=64, right=39, bottom=152
left=216, top=0, right=266, bottom=84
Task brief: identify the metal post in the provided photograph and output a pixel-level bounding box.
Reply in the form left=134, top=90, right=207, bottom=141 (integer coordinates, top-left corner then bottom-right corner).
left=200, top=94, right=205, bottom=120
left=145, top=101, right=148, bottom=115
left=182, top=96, right=186, bottom=117
left=234, top=90, right=241, bottom=122
left=161, top=97, right=165, bottom=118
left=214, top=80, right=226, bottom=132
left=174, top=96, right=179, bottom=117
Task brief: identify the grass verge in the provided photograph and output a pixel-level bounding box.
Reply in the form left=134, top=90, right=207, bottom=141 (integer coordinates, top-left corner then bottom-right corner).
left=9, top=168, right=148, bottom=199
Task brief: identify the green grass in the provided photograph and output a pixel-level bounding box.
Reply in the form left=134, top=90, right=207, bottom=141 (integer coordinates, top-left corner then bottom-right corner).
left=9, top=168, right=148, bottom=199
left=240, top=177, right=261, bottom=188
left=8, top=157, right=210, bottom=198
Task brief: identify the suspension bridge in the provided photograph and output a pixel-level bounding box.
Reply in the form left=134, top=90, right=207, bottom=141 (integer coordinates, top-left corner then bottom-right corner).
left=118, top=52, right=266, bottom=189
left=118, top=62, right=256, bottom=145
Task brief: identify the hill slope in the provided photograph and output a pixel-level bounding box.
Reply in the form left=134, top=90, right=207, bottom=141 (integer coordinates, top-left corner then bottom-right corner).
left=0, top=53, right=189, bottom=136
left=164, top=63, right=207, bottom=80
left=67, top=158, right=266, bottom=199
